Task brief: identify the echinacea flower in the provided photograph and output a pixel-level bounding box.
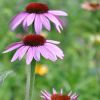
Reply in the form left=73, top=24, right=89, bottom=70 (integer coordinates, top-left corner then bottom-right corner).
left=41, top=89, right=78, bottom=100
left=10, top=2, right=67, bottom=33
left=81, top=2, right=100, bottom=11
left=3, top=34, right=64, bottom=65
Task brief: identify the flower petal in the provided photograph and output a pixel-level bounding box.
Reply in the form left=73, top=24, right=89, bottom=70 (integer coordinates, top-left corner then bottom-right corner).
left=55, top=16, right=64, bottom=28
left=10, top=12, right=28, bottom=31
left=53, top=88, right=57, bottom=94
left=34, top=14, right=42, bottom=34
left=46, top=40, right=60, bottom=44
left=68, top=91, right=73, bottom=96
left=48, top=10, right=68, bottom=16
left=6, top=42, right=22, bottom=49
left=23, top=18, right=28, bottom=31
left=26, top=47, right=34, bottom=65
left=45, top=43, right=64, bottom=59
left=3, top=43, right=22, bottom=53
left=11, top=47, right=22, bottom=62
left=33, top=47, right=40, bottom=61
left=27, top=13, right=35, bottom=26
left=38, top=46, right=49, bottom=59
left=55, top=25, right=61, bottom=33
left=44, top=13, right=62, bottom=32
left=44, top=13, right=61, bottom=26
left=18, top=46, right=29, bottom=60
left=40, top=14, right=51, bottom=31
left=43, top=46, right=57, bottom=61
left=41, top=90, right=51, bottom=100
left=44, top=45, right=57, bottom=60
left=43, top=90, right=51, bottom=97
left=60, top=89, right=63, bottom=94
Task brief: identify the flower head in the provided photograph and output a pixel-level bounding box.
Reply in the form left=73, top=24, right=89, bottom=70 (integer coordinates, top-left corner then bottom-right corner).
left=3, top=34, right=64, bottom=65
left=41, top=89, right=78, bottom=100
left=35, top=64, right=48, bottom=76
left=10, top=2, right=67, bottom=34
left=81, top=2, right=100, bottom=11
left=90, top=34, right=100, bottom=45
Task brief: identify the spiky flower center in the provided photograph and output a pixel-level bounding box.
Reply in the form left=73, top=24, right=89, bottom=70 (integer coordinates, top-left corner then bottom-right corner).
left=25, top=2, right=49, bottom=13
left=89, top=3, right=100, bottom=8
left=23, top=34, right=46, bottom=46
left=51, top=94, right=70, bottom=100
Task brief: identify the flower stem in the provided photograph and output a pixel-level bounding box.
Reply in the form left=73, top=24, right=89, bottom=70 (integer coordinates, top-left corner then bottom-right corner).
left=25, top=60, right=36, bottom=100
left=95, top=47, right=100, bottom=84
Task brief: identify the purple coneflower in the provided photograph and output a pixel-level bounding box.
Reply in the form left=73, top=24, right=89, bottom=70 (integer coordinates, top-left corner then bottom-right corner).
left=10, top=2, right=67, bottom=33
left=81, top=2, right=100, bottom=11
left=3, top=34, right=64, bottom=65
left=41, top=89, right=78, bottom=100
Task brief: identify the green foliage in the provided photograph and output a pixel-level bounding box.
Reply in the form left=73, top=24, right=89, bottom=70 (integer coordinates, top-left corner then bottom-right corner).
left=0, top=0, right=100, bottom=100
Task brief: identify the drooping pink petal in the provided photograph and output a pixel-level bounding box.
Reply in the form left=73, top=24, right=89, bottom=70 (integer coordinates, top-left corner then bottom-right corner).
left=40, top=96, right=45, bottom=99
left=23, top=18, right=28, bottom=31
left=68, top=91, right=73, bottom=96
left=34, top=14, right=42, bottom=34
left=54, top=16, right=63, bottom=33
left=48, top=10, right=68, bottom=16
left=45, top=43, right=64, bottom=59
left=44, top=13, right=62, bottom=32
left=41, top=90, right=51, bottom=100
left=33, top=47, right=40, bottom=61
left=71, top=93, right=77, bottom=99
left=3, top=43, right=23, bottom=53
left=38, top=46, right=49, bottom=59
left=26, top=47, right=34, bottom=65
left=42, top=90, right=51, bottom=97
left=40, top=14, right=51, bottom=31
left=43, top=46, right=57, bottom=61
left=18, top=46, right=29, bottom=60
left=44, top=13, right=61, bottom=26
left=60, top=89, right=63, bottom=94
left=55, top=16, right=64, bottom=27
left=46, top=40, right=60, bottom=44
left=53, top=88, right=57, bottom=94
left=11, top=47, right=22, bottom=62
left=55, top=25, right=61, bottom=33
left=26, top=13, right=35, bottom=26
left=10, top=12, right=28, bottom=31
left=44, top=45, right=57, bottom=60
left=6, top=42, right=22, bottom=50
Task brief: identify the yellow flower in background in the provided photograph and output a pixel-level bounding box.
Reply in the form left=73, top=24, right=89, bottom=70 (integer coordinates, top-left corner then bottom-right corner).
left=35, top=64, right=48, bottom=76
left=90, top=34, right=100, bottom=45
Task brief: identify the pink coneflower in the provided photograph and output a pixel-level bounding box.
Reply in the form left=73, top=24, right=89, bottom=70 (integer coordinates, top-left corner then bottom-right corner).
left=41, top=89, right=78, bottom=100
left=3, top=34, right=64, bottom=65
left=10, top=2, right=67, bottom=33
left=81, top=2, right=100, bottom=11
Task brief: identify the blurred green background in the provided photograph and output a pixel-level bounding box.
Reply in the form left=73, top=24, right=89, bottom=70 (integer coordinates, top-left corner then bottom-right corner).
left=0, top=0, right=100, bottom=100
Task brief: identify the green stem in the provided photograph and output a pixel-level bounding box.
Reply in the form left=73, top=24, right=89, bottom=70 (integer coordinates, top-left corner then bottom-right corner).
left=30, top=61, right=36, bottom=100
left=95, top=47, right=100, bottom=96
left=95, top=48, right=100, bottom=84
left=25, top=60, right=36, bottom=100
